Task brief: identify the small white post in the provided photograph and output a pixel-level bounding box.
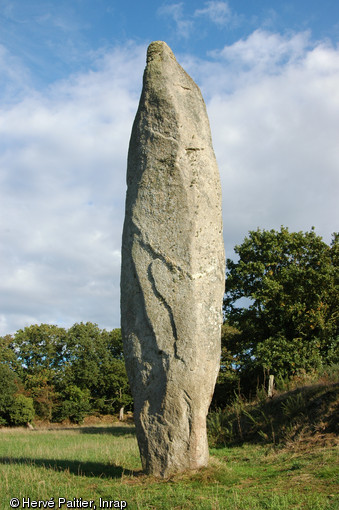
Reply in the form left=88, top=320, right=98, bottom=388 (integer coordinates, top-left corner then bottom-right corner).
left=268, top=374, right=275, bottom=398
left=119, top=407, right=125, bottom=421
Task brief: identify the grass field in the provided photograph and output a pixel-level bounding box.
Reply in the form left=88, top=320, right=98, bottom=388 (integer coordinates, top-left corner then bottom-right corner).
left=0, top=423, right=338, bottom=509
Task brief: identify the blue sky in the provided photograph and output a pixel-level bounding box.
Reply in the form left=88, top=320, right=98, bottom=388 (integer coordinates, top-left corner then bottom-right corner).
left=0, top=0, right=338, bottom=335
left=2, top=1, right=339, bottom=90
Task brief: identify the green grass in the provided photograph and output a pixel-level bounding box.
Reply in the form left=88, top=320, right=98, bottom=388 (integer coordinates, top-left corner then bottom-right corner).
left=0, top=424, right=338, bottom=509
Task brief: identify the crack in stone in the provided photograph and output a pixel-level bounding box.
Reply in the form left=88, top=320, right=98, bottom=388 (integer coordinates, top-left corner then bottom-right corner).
left=176, top=84, right=191, bottom=91
left=147, top=261, right=178, bottom=343
left=130, top=223, right=185, bottom=362
left=132, top=221, right=183, bottom=274
left=132, top=221, right=213, bottom=281
left=183, top=390, right=192, bottom=402
left=148, top=260, right=186, bottom=364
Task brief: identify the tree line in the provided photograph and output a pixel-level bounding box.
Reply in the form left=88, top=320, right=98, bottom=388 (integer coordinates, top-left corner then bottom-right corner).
left=1, top=227, right=338, bottom=425
left=0, top=323, right=132, bottom=425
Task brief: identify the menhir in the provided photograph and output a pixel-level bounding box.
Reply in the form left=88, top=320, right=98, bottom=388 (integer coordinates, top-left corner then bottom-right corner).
left=121, top=40, right=225, bottom=478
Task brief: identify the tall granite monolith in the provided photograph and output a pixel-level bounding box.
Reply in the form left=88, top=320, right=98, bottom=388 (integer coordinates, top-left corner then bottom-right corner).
left=121, top=41, right=225, bottom=478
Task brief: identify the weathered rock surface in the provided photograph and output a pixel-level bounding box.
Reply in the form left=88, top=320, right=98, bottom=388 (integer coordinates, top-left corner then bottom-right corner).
left=121, top=41, right=225, bottom=477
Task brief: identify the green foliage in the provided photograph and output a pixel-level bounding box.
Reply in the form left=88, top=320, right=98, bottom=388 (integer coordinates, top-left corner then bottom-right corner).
left=281, top=393, right=306, bottom=419
left=62, top=323, right=132, bottom=414
left=319, top=362, right=339, bottom=383
left=0, top=337, right=35, bottom=426
left=25, top=371, right=57, bottom=421
left=10, top=324, right=68, bottom=378
left=224, top=227, right=339, bottom=382
left=0, top=363, right=18, bottom=425
left=54, top=385, right=91, bottom=424
left=1, top=323, right=132, bottom=425
left=0, top=334, right=17, bottom=365
left=7, top=394, right=35, bottom=426
left=212, top=323, right=242, bottom=407
left=207, top=408, right=234, bottom=446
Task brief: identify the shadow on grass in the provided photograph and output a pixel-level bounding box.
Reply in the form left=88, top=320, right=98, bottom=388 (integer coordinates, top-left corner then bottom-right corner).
left=78, top=426, right=136, bottom=436
left=40, top=426, right=136, bottom=437
left=0, top=456, right=141, bottom=478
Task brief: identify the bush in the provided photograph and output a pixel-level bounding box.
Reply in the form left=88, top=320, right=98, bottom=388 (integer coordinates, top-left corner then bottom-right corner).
left=53, top=385, right=91, bottom=424
left=8, top=394, right=35, bottom=426
left=0, top=416, right=7, bottom=427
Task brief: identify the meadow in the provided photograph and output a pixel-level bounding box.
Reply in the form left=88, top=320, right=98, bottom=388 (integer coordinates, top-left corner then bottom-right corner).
left=0, top=422, right=338, bottom=510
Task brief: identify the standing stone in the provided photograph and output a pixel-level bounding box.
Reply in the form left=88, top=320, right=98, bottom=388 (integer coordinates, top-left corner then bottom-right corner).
left=121, top=41, right=225, bottom=478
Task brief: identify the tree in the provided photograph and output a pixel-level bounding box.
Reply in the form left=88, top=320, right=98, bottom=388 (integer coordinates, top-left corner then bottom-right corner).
left=8, top=324, right=68, bottom=421
left=6, top=323, right=132, bottom=423
left=224, top=227, right=339, bottom=382
left=0, top=364, right=18, bottom=426
left=0, top=335, right=36, bottom=426
left=25, top=371, right=58, bottom=421
left=60, top=323, right=132, bottom=415
left=0, top=334, right=16, bottom=365
left=10, top=324, right=68, bottom=378
left=53, top=384, right=91, bottom=424
left=7, top=394, right=35, bottom=426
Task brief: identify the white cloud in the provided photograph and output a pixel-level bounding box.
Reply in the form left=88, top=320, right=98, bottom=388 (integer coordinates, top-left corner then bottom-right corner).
left=209, top=29, right=312, bottom=80
left=0, top=42, right=146, bottom=335
left=157, top=3, right=193, bottom=39
left=194, top=1, right=234, bottom=27
left=0, top=44, right=33, bottom=101
left=159, top=1, right=238, bottom=36
left=1, top=31, right=338, bottom=336
left=183, top=32, right=339, bottom=255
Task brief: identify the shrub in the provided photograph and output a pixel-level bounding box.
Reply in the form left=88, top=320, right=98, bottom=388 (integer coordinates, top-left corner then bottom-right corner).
left=53, top=385, right=91, bottom=424
left=8, top=395, right=35, bottom=426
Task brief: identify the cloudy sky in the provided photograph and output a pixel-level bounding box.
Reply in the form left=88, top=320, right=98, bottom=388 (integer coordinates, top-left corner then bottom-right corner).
left=1, top=0, right=338, bottom=335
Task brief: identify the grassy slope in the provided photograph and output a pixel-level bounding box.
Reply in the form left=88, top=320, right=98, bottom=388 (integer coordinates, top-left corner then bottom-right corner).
left=0, top=423, right=338, bottom=510
left=208, top=381, right=339, bottom=448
